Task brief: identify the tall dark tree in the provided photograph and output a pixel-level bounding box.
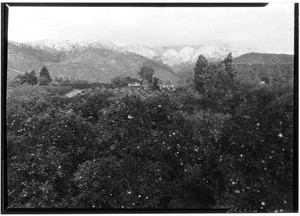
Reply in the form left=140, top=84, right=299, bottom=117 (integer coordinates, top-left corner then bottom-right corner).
left=152, top=77, right=160, bottom=90
left=223, top=52, right=236, bottom=79
left=138, top=66, right=154, bottom=83
left=39, top=66, right=52, bottom=85
left=194, top=55, right=209, bottom=94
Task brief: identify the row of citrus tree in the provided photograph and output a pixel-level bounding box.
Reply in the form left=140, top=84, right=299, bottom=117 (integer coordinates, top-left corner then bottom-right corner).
left=7, top=52, right=294, bottom=211
left=7, top=73, right=293, bottom=211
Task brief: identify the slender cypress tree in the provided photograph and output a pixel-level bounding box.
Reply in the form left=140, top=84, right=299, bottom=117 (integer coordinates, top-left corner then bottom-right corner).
left=194, top=55, right=209, bottom=94
left=39, top=66, right=52, bottom=85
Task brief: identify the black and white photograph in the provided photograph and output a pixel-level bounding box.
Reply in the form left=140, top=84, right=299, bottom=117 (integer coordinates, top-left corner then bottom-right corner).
left=1, top=2, right=298, bottom=213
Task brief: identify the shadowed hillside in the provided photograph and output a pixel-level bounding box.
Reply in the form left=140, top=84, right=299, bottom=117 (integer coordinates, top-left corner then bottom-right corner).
left=8, top=41, right=180, bottom=83
left=233, top=53, right=294, bottom=65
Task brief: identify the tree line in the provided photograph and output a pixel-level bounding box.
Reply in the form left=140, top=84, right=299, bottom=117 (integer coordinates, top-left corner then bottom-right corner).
left=15, top=66, right=52, bottom=86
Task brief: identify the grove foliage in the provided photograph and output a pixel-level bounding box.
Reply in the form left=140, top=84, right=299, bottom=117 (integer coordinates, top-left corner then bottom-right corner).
left=6, top=57, right=294, bottom=211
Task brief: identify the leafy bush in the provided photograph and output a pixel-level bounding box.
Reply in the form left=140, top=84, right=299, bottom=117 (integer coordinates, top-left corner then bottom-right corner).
left=6, top=70, right=294, bottom=211
left=215, top=87, right=293, bottom=211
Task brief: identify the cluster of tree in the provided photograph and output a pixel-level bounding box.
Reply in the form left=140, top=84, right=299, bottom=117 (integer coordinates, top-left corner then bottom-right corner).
left=110, top=66, right=160, bottom=90
left=194, top=53, right=236, bottom=96
left=6, top=53, right=294, bottom=211
left=138, top=66, right=160, bottom=90
left=235, top=63, right=294, bottom=88
left=14, top=66, right=52, bottom=86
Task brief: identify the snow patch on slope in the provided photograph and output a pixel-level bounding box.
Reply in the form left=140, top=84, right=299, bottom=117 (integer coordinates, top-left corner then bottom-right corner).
left=178, top=47, right=195, bottom=62
left=192, top=41, right=256, bottom=62
left=123, top=44, right=157, bottom=59
left=27, top=39, right=122, bottom=53
left=161, top=49, right=179, bottom=65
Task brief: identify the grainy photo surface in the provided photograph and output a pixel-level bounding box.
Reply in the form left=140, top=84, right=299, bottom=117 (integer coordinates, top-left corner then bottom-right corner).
left=3, top=3, right=296, bottom=213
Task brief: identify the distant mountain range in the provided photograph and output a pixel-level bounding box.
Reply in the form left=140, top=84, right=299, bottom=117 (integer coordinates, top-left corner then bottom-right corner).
left=7, top=39, right=293, bottom=83
left=7, top=40, right=178, bottom=82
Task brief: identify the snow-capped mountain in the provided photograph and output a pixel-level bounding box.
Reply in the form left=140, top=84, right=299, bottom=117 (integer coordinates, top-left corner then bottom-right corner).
left=26, top=39, right=78, bottom=52
left=7, top=39, right=292, bottom=83
left=15, top=39, right=259, bottom=67
left=123, top=40, right=258, bottom=67
left=191, top=41, right=256, bottom=62
left=26, top=39, right=121, bottom=53
left=122, top=44, right=157, bottom=59
left=179, top=47, right=196, bottom=62
left=161, top=49, right=179, bottom=65
left=7, top=40, right=180, bottom=83
left=92, top=40, right=121, bottom=51
left=159, top=47, right=197, bottom=66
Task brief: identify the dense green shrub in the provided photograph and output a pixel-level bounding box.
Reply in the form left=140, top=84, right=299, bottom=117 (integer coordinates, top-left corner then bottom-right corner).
left=6, top=70, right=294, bottom=211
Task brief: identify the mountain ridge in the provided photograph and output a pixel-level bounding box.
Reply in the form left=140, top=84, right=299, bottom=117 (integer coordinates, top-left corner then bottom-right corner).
left=233, top=52, right=294, bottom=65
left=7, top=39, right=293, bottom=83
left=8, top=40, right=180, bottom=83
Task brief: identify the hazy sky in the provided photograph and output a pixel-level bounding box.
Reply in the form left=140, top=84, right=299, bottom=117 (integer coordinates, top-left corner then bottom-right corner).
left=8, top=3, right=294, bottom=53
